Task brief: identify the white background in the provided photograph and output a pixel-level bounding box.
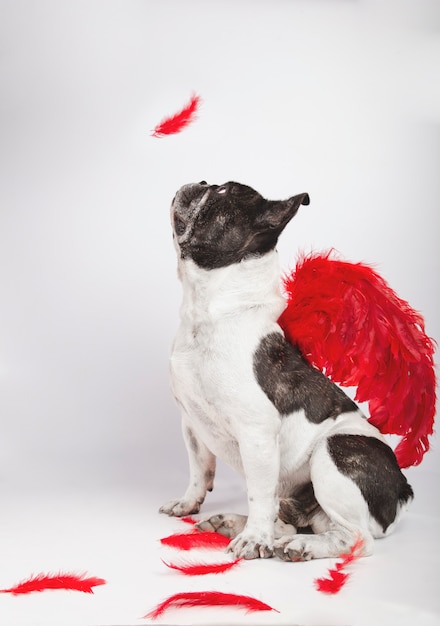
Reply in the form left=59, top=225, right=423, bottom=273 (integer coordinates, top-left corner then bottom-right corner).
left=0, top=1, right=439, bottom=625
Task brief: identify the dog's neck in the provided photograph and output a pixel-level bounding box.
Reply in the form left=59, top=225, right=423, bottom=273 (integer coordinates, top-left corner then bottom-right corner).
left=177, top=250, right=286, bottom=324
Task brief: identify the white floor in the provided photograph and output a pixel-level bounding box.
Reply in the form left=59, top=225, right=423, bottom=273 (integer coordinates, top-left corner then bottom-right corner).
left=1, top=462, right=438, bottom=626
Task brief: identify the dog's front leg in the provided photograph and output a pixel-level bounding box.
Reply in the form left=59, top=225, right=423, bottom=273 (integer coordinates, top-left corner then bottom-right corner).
left=228, top=426, right=280, bottom=559
left=159, top=417, right=216, bottom=517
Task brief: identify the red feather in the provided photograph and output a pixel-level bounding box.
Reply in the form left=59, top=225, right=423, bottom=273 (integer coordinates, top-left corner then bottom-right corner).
left=180, top=515, right=198, bottom=525
left=160, top=530, right=231, bottom=550
left=0, top=572, right=106, bottom=595
left=315, top=569, right=350, bottom=594
left=162, top=558, right=241, bottom=576
left=151, top=94, right=201, bottom=137
left=279, top=252, right=437, bottom=468
left=144, top=590, right=278, bottom=619
left=315, top=536, right=364, bottom=594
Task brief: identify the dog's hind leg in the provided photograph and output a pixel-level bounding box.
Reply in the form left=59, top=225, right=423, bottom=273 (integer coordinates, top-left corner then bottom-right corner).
left=160, top=416, right=216, bottom=517
left=274, top=434, right=413, bottom=561
left=274, top=440, right=374, bottom=560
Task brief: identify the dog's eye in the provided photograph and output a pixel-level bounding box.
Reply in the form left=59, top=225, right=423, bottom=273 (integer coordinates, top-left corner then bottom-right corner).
left=217, top=186, right=227, bottom=194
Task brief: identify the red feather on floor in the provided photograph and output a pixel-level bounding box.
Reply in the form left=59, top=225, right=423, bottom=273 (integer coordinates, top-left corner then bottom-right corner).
left=144, top=590, right=278, bottom=619
left=179, top=515, right=199, bottom=525
left=160, top=529, right=231, bottom=550
left=0, top=572, right=106, bottom=595
left=315, top=536, right=365, bottom=594
left=162, top=558, right=241, bottom=575
left=279, top=252, right=437, bottom=468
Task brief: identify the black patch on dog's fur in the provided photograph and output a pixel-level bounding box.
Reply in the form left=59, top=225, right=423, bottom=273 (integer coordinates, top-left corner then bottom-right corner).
left=172, top=181, right=309, bottom=270
left=279, top=482, right=320, bottom=529
left=254, top=332, right=358, bottom=422
left=328, top=434, right=414, bottom=532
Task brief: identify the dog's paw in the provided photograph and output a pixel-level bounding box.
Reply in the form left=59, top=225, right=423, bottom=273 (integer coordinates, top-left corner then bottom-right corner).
left=273, top=535, right=312, bottom=561
left=274, top=529, right=368, bottom=561
left=196, top=513, right=247, bottom=539
left=228, top=529, right=274, bottom=560
left=159, top=498, right=202, bottom=517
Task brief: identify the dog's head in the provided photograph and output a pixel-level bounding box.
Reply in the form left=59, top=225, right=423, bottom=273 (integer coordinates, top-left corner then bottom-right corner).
left=171, top=181, right=309, bottom=270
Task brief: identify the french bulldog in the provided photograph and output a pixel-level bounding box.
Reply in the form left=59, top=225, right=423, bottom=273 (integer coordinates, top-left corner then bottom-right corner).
left=160, top=181, right=413, bottom=561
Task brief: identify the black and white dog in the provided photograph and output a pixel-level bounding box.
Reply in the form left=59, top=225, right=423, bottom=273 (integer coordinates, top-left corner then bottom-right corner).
left=160, top=181, right=413, bottom=561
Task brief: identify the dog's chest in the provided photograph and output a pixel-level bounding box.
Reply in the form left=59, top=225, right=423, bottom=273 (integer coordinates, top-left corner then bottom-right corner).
left=170, top=255, right=287, bottom=459
left=171, top=316, right=261, bottom=433
left=170, top=323, right=240, bottom=468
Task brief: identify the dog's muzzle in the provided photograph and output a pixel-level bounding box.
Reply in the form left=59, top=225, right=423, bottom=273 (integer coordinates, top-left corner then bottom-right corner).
left=171, top=182, right=211, bottom=242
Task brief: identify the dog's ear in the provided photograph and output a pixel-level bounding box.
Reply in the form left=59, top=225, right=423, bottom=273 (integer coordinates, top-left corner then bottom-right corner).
left=258, top=193, right=310, bottom=231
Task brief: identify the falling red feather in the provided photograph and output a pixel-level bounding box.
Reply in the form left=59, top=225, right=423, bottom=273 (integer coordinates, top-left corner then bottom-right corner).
left=162, top=558, right=241, bottom=576
left=151, top=94, right=201, bottom=137
left=160, top=530, right=231, bottom=550
left=0, top=572, right=106, bottom=595
left=315, top=536, right=364, bottom=594
left=278, top=252, right=437, bottom=468
left=144, top=590, right=278, bottom=620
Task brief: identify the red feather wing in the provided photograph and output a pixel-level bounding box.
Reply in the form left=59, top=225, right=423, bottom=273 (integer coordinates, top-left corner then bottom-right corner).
left=278, top=252, right=436, bottom=468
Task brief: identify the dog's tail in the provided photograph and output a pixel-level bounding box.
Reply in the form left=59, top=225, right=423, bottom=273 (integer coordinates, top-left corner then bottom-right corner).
left=278, top=251, right=437, bottom=468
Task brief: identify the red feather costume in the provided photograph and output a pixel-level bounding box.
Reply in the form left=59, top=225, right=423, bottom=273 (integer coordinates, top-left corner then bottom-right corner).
left=278, top=251, right=436, bottom=468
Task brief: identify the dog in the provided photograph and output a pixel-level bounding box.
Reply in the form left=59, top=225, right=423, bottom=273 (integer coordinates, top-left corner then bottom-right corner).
left=160, top=180, right=413, bottom=561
